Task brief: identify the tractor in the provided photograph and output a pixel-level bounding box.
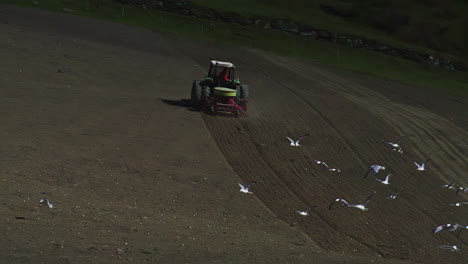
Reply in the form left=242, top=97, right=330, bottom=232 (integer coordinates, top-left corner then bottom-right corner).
left=191, top=60, right=249, bottom=117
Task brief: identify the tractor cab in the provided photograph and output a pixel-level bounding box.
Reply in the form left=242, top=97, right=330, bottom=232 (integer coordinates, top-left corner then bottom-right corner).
left=207, top=60, right=238, bottom=88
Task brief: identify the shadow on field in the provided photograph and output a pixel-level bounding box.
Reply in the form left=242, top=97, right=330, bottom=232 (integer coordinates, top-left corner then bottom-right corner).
left=160, top=98, right=202, bottom=112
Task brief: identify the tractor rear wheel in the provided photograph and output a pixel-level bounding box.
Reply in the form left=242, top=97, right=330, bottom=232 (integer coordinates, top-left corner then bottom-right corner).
left=236, top=85, right=249, bottom=106
left=201, top=86, right=211, bottom=108
left=235, top=86, right=242, bottom=106
left=240, top=84, right=249, bottom=102
left=191, top=80, right=202, bottom=107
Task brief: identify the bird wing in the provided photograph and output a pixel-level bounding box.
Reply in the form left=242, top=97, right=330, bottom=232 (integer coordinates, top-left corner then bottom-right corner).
left=246, top=181, right=257, bottom=190
left=322, top=162, right=329, bottom=168
left=433, top=225, right=444, bottom=233
left=296, top=135, right=308, bottom=143
left=339, top=199, right=349, bottom=206
left=329, top=199, right=348, bottom=210
left=238, top=183, right=245, bottom=189
left=386, top=173, right=393, bottom=181
left=423, top=159, right=431, bottom=165
left=364, top=168, right=374, bottom=178
left=448, top=180, right=458, bottom=188
left=438, top=245, right=452, bottom=249
left=286, top=137, right=295, bottom=144
left=363, top=192, right=376, bottom=206
left=413, top=161, right=421, bottom=168
left=384, top=141, right=394, bottom=146
left=396, top=136, right=406, bottom=144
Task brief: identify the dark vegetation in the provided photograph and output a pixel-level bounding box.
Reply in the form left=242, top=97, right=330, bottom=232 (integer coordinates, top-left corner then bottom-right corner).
left=191, top=0, right=468, bottom=60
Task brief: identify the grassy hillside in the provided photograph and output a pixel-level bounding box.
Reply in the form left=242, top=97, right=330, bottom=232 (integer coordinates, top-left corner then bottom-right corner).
left=193, top=0, right=468, bottom=59
left=1, top=0, right=467, bottom=93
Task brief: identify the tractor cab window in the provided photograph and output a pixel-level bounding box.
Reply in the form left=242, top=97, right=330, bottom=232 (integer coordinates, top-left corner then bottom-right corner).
left=217, top=67, right=230, bottom=81
left=208, top=64, right=231, bottom=76
left=214, top=66, right=234, bottom=81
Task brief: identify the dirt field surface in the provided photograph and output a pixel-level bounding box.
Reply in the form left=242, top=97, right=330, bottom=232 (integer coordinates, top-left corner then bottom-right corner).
left=1, top=4, right=467, bottom=264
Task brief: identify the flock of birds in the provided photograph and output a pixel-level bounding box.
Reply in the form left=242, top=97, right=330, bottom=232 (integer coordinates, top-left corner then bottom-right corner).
left=237, top=134, right=468, bottom=254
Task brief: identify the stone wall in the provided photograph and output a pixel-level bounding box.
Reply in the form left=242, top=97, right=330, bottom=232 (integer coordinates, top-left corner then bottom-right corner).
left=116, top=0, right=466, bottom=71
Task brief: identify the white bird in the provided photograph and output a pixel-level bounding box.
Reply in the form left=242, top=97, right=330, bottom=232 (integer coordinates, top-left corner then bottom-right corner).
left=433, top=223, right=464, bottom=234
left=376, top=173, right=393, bottom=185
left=384, top=136, right=405, bottom=153
left=449, top=202, right=468, bottom=207
left=239, top=181, right=257, bottom=194
left=386, top=193, right=400, bottom=200
left=313, top=160, right=329, bottom=168
left=328, top=168, right=341, bottom=172
left=295, top=206, right=317, bottom=216
left=365, top=165, right=386, bottom=178
left=414, top=159, right=431, bottom=171
left=329, top=192, right=376, bottom=211
left=39, top=198, right=54, bottom=209
left=286, top=134, right=309, bottom=147
left=442, top=180, right=458, bottom=189
left=438, top=241, right=465, bottom=252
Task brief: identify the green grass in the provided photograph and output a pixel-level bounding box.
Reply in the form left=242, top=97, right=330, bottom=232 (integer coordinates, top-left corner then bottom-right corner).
left=193, top=0, right=468, bottom=60
left=1, top=0, right=467, bottom=93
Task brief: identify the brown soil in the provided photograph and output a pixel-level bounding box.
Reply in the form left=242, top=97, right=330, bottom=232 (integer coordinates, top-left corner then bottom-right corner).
left=1, top=4, right=467, bottom=264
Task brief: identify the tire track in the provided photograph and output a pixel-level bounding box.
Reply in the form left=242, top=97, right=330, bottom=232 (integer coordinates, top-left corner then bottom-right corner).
left=176, top=43, right=467, bottom=262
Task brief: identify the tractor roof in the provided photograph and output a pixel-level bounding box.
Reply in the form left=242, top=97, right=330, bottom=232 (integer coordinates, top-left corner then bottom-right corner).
left=211, top=60, right=235, bottom=68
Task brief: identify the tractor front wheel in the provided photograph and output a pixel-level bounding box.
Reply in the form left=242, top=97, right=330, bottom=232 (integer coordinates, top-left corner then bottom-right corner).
left=191, top=80, right=202, bottom=107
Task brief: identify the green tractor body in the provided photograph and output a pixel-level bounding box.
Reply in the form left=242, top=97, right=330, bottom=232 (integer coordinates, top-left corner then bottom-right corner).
left=191, top=60, right=249, bottom=108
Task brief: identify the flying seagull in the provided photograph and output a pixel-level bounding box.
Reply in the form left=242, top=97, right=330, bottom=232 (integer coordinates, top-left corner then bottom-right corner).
left=438, top=241, right=465, bottom=252
left=39, top=198, right=54, bottom=209
left=239, top=181, right=257, bottom=194
left=295, top=206, right=317, bottom=216
left=286, top=134, right=309, bottom=147
left=313, top=160, right=329, bottom=168
left=442, top=180, right=458, bottom=189
left=376, top=173, right=393, bottom=185
left=384, top=136, right=405, bottom=153
left=433, top=223, right=465, bottom=234
left=365, top=165, right=385, bottom=178
left=386, top=192, right=400, bottom=200
left=328, top=168, right=342, bottom=172
left=414, top=159, right=431, bottom=171
left=329, top=192, right=376, bottom=211
left=449, top=202, right=468, bottom=207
